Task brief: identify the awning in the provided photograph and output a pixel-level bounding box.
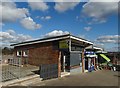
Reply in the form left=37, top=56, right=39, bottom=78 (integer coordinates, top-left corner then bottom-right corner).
left=100, top=54, right=110, bottom=62
left=86, top=54, right=97, bottom=58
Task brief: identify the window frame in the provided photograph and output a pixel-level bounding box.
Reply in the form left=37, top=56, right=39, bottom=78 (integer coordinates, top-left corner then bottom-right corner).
left=23, top=50, right=29, bottom=57
left=17, top=50, right=22, bottom=56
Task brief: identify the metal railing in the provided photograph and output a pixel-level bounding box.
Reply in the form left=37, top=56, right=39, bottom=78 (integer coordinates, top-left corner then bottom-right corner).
left=2, top=57, right=39, bottom=82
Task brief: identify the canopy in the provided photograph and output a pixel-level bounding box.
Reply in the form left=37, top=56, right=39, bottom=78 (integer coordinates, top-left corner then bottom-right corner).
left=100, top=54, right=110, bottom=62
left=86, top=54, right=97, bottom=58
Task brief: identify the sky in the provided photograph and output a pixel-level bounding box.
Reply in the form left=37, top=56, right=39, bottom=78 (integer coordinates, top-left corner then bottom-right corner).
left=0, top=0, right=119, bottom=52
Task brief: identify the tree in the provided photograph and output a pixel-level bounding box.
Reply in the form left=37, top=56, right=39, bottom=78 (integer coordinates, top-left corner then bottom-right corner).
left=2, top=47, right=13, bottom=55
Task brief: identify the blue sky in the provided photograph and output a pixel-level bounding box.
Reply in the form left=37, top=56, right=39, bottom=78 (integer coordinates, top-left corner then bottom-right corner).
left=1, top=0, right=119, bottom=51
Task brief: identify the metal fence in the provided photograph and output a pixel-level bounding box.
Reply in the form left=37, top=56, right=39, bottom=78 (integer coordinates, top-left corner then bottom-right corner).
left=2, top=58, right=59, bottom=82
left=2, top=57, right=39, bottom=82
left=40, top=64, right=58, bottom=80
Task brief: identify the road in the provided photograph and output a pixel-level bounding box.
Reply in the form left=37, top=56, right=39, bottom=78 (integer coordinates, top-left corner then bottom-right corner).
left=2, top=70, right=119, bottom=87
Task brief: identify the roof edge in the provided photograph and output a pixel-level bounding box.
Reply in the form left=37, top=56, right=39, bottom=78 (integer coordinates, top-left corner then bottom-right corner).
left=11, top=34, right=93, bottom=47
left=11, top=34, right=71, bottom=47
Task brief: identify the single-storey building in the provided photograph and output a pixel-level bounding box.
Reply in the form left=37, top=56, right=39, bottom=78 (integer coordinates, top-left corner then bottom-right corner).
left=85, top=46, right=103, bottom=72
left=11, top=34, right=93, bottom=77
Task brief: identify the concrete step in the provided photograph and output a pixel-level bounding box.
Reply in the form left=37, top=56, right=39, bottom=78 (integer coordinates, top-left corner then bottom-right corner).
left=61, top=72, right=70, bottom=77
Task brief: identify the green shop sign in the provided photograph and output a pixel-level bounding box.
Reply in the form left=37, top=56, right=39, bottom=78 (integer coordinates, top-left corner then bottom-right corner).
left=59, top=40, right=69, bottom=49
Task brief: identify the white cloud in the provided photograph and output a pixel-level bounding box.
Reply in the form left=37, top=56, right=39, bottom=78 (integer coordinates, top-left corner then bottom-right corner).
left=45, top=16, right=52, bottom=20
left=84, top=26, right=92, bottom=31
left=54, top=2, right=80, bottom=12
left=28, top=0, right=49, bottom=11
left=79, top=35, right=85, bottom=38
left=0, top=1, right=42, bottom=30
left=106, top=46, right=120, bottom=52
left=95, top=34, right=120, bottom=52
left=40, top=16, right=52, bottom=20
left=96, top=35, right=120, bottom=44
left=20, top=17, right=42, bottom=30
left=1, top=1, right=29, bottom=22
left=0, top=22, right=4, bottom=27
left=82, top=0, right=118, bottom=24
left=0, top=29, right=32, bottom=46
left=44, top=30, right=69, bottom=37
left=78, top=35, right=85, bottom=39
left=93, top=43, right=104, bottom=48
left=7, top=29, right=16, bottom=35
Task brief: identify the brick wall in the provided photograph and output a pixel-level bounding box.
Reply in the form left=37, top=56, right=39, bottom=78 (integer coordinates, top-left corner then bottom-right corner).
left=29, top=42, right=59, bottom=66
left=14, top=41, right=59, bottom=66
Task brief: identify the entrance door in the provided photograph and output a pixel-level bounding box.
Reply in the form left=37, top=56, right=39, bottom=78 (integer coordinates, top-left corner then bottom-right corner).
left=85, top=58, right=88, bottom=70
left=61, top=52, right=70, bottom=72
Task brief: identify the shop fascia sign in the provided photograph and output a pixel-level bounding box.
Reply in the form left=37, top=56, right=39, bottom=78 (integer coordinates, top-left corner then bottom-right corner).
left=85, top=51, right=95, bottom=54
left=59, top=40, right=69, bottom=49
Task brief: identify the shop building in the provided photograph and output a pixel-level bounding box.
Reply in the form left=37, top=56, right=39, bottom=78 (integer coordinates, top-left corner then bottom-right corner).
left=85, top=46, right=103, bottom=72
left=11, top=34, right=93, bottom=77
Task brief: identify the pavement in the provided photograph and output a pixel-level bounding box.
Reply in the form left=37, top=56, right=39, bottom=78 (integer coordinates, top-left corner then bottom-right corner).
left=33, top=70, right=119, bottom=86
left=2, top=70, right=119, bottom=87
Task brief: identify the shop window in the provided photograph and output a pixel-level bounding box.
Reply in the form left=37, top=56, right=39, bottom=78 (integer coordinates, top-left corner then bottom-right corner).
left=23, top=50, right=28, bottom=57
left=71, top=45, right=83, bottom=51
left=17, top=51, right=22, bottom=56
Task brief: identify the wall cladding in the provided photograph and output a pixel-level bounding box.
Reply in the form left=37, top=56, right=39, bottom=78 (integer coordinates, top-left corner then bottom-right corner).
left=70, top=52, right=82, bottom=67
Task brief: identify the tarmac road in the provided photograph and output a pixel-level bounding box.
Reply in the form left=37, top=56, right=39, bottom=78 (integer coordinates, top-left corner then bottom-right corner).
left=2, top=70, right=119, bottom=87
left=33, top=70, right=119, bottom=86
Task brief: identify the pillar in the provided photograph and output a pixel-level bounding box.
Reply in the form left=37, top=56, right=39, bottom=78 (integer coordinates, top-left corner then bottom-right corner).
left=69, top=38, right=71, bottom=52
left=82, top=49, right=85, bottom=73
left=94, top=57, right=96, bottom=69
left=58, top=51, right=61, bottom=77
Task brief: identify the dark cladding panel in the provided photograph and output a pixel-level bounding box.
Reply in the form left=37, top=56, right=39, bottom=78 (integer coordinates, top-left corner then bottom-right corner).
left=70, top=52, right=82, bottom=66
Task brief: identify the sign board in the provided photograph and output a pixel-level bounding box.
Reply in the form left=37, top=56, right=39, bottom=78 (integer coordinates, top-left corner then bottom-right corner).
left=59, top=40, right=69, bottom=49
left=100, top=54, right=110, bottom=62
left=85, top=51, right=94, bottom=54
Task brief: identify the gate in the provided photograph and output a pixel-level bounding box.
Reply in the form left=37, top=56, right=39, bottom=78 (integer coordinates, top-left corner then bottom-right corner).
left=40, top=64, right=58, bottom=80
